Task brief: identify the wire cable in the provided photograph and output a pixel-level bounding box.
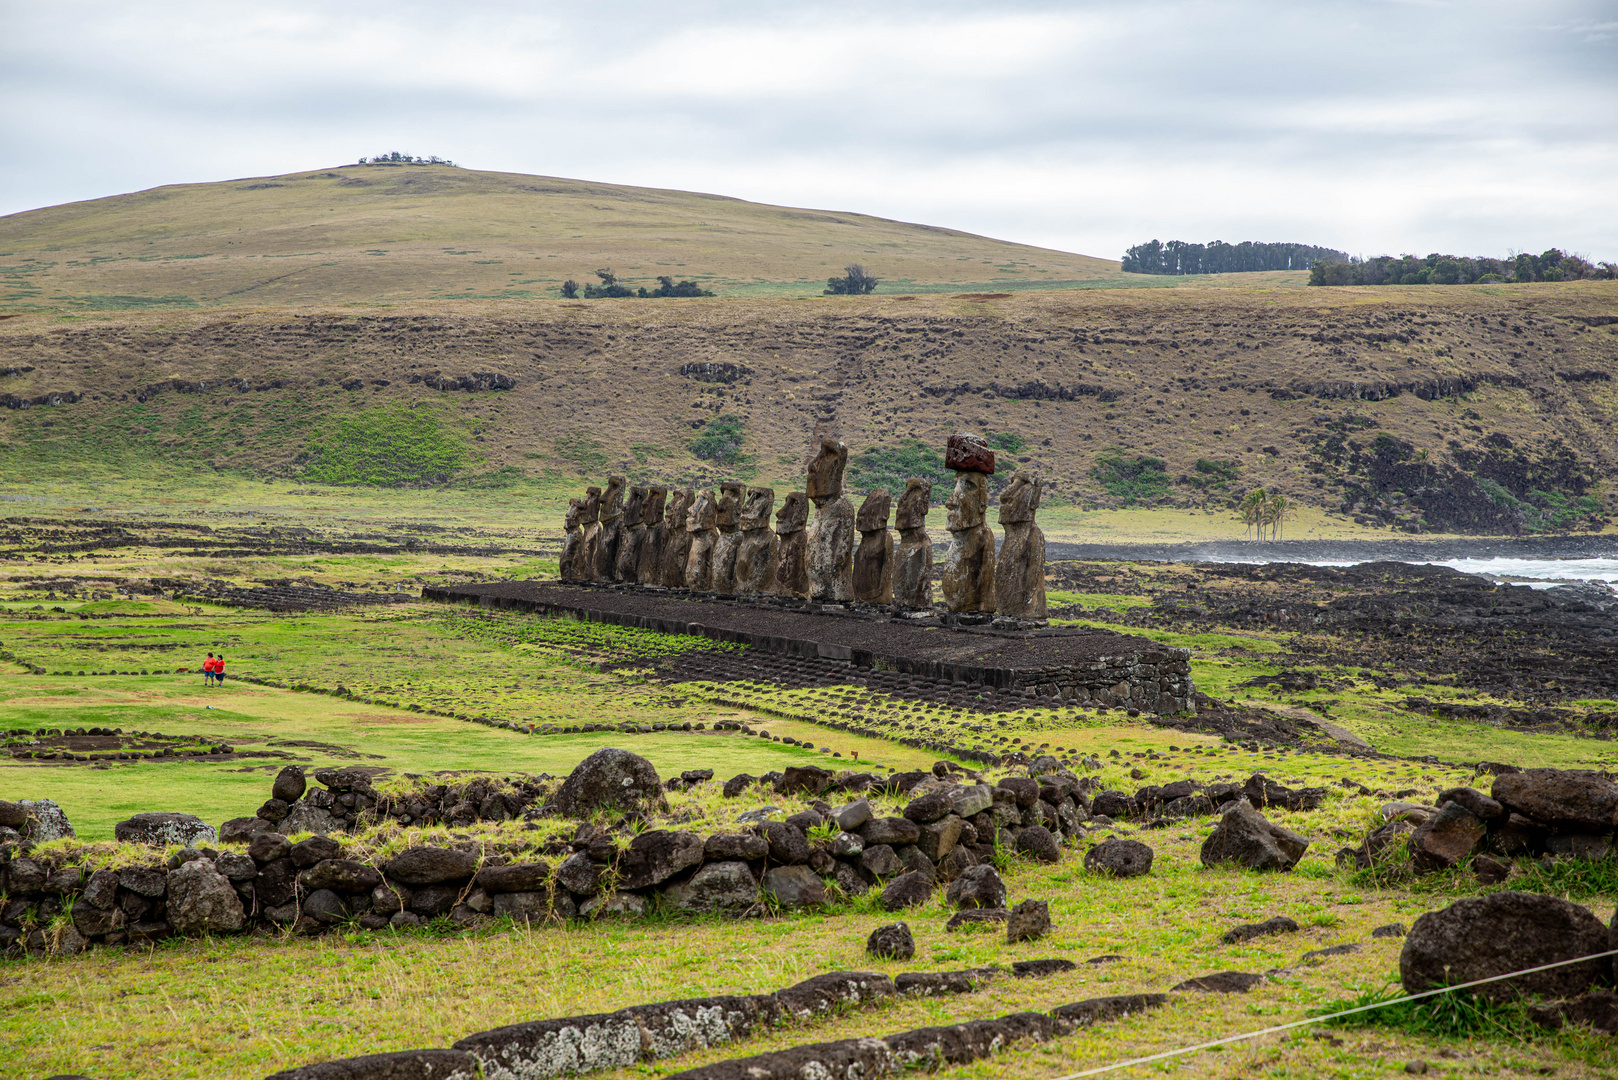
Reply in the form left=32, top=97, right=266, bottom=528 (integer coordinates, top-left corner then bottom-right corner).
left=1048, top=946, right=1618, bottom=1080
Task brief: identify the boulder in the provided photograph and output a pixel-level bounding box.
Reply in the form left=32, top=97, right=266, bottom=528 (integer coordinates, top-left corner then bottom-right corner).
left=549, top=747, right=664, bottom=818
left=617, top=830, right=705, bottom=890
left=264, top=1049, right=479, bottom=1080
left=832, top=799, right=873, bottom=832
left=778, top=765, right=834, bottom=796
left=1408, top=802, right=1487, bottom=872
left=945, top=908, right=1009, bottom=931
left=282, top=802, right=344, bottom=836
left=1006, top=899, right=1050, bottom=942
left=257, top=798, right=292, bottom=823
left=290, top=835, right=342, bottom=868
left=664, top=861, right=759, bottom=913
left=1401, top=891, right=1611, bottom=1002
left=579, top=891, right=649, bottom=918
left=73, top=898, right=125, bottom=938
left=1436, top=787, right=1505, bottom=822
left=385, top=846, right=479, bottom=886
left=1084, top=838, right=1153, bottom=878
left=407, top=884, right=462, bottom=917
left=0, top=799, right=26, bottom=829
left=763, top=822, right=810, bottom=865
left=763, top=865, right=826, bottom=908
left=1492, top=769, right=1618, bottom=833
left=117, top=865, right=168, bottom=898
left=895, top=844, right=937, bottom=879
left=1200, top=803, right=1309, bottom=872
left=219, top=816, right=273, bottom=844
left=16, top=798, right=74, bottom=843
left=474, top=862, right=552, bottom=894
left=860, top=817, right=921, bottom=847
left=704, top=832, right=770, bottom=861
left=80, top=868, right=120, bottom=909
left=302, top=889, right=348, bottom=925
left=996, top=777, right=1040, bottom=807
left=916, top=815, right=964, bottom=862
left=215, top=852, right=258, bottom=883
left=1016, top=825, right=1061, bottom=863
left=1174, top=972, right=1264, bottom=993
left=879, top=871, right=935, bottom=911
left=115, top=812, right=218, bottom=847
left=722, top=773, right=756, bottom=799
left=272, top=765, right=308, bottom=803
left=860, top=844, right=904, bottom=877
left=299, top=859, right=383, bottom=894
left=903, top=790, right=956, bottom=824
left=166, top=859, right=246, bottom=936
left=248, top=832, right=292, bottom=864
left=1222, top=916, right=1299, bottom=944
left=555, top=851, right=601, bottom=895
left=1090, top=791, right=1136, bottom=819
left=949, top=786, right=994, bottom=819
left=944, top=864, right=1006, bottom=910
left=1012, top=958, right=1075, bottom=977
left=491, top=890, right=557, bottom=923
left=867, top=923, right=914, bottom=960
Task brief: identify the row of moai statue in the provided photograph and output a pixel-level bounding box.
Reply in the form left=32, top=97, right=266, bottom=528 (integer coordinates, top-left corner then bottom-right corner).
left=559, top=434, right=1046, bottom=618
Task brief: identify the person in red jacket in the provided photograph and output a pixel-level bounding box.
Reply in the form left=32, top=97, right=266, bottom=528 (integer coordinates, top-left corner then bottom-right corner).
left=203, top=652, right=216, bottom=686
left=214, top=655, right=226, bottom=685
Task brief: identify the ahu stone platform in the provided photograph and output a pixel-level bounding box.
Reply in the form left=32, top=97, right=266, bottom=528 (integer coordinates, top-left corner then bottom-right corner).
left=423, top=581, right=1194, bottom=715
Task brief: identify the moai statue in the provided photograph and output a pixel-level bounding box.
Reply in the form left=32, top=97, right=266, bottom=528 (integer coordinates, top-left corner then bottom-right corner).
left=804, top=437, right=855, bottom=603
left=710, top=481, right=744, bottom=595
left=940, top=435, right=995, bottom=612
left=637, top=485, right=668, bottom=585
left=733, top=486, right=778, bottom=595
left=560, top=498, right=585, bottom=581
left=595, top=475, right=626, bottom=579
left=771, top=491, right=811, bottom=599
left=578, top=485, right=603, bottom=582
left=892, top=478, right=934, bottom=611
left=683, top=489, right=719, bottom=591
left=659, top=488, right=695, bottom=587
left=614, top=485, right=647, bottom=583
left=852, top=491, right=893, bottom=604
left=994, top=470, right=1046, bottom=618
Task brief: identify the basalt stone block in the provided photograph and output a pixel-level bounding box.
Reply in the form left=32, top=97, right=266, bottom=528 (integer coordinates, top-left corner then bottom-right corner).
left=664, top=861, right=760, bottom=913
left=166, top=859, right=245, bottom=936
left=1492, top=769, right=1618, bottom=833
left=474, top=862, right=552, bottom=894
left=917, top=815, right=964, bottom=863
left=1409, top=801, right=1487, bottom=872
left=0, top=799, right=25, bottom=830
left=302, top=888, right=349, bottom=925
left=896, top=845, right=936, bottom=879
left=778, top=764, right=833, bottom=796
left=1200, top=803, right=1309, bottom=872
left=73, top=899, right=125, bottom=938
left=733, top=487, right=779, bottom=595
left=1437, top=786, right=1505, bottom=822
left=832, top=799, right=873, bottom=832
left=1085, top=838, right=1154, bottom=878
left=903, top=790, right=955, bottom=824
left=860, top=844, right=904, bottom=877
left=993, top=470, right=1046, bottom=619
left=555, top=851, right=601, bottom=895
left=16, top=798, right=74, bottom=843
left=1051, top=994, right=1168, bottom=1028
left=385, top=846, right=478, bottom=886
left=215, top=852, right=258, bottom=883
left=1222, top=916, right=1300, bottom=944
left=880, top=871, right=934, bottom=911
left=1400, top=891, right=1611, bottom=1002
left=550, top=747, right=664, bottom=818
left=491, top=890, right=559, bottom=924
left=1016, top=825, right=1061, bottom=863
left=1006, top=899, right=1050, bottom=942
left=291, top=835, right=342, bottom=868
left=852, top=491, right=893, bottom=604
left=249, top=832, right=292, bottom=864
left=866, top=922, right=914, bottom=960
left=770, top=492, right=810, bottom=599
left=408, top=883, right=462, bottom=917
left=891, top=478, right=935, bottom=611
left=945, top=864, right=1006, bottom=910
left=896, top=968, right=998, bottom=996
left=220, top=816, right=272, bottom=844
left=617, top=830, right=705, bottom=890
left=272, top=764, right=308, bottom=804
left=996, top=777, right=1040, bottom=808
left=299, top=859, right=382, bottom=894
left=255, top=858, right=299, bottom=908
left=944, top=433, right=995, bottom=475
left=763, top=822, right=811, bottom=865
left=1173, top=971, right=1265, bottom=993
left=721, top=774, right=757, bottom=799
left=264, top=1048, right=480, bottom=1080
left=774, top=971, right=895, bottom=1020
left=1010, top=959, right=1075, bottom=978
left=941, top=472, right=994, bottom=613
left=80, top=868, right=120, bottom=909
left=257, top=798, right=293, bottom=823
left=283, top=802, right=344, bottom=836
left=705, top=833, right=770, bottom=861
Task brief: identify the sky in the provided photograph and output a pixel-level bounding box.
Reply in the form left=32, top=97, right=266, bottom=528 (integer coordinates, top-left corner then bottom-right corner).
left=2, top=0, right=1616, bottom=262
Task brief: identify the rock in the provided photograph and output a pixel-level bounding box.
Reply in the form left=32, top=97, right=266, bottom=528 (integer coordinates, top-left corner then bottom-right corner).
left=1222, top=916, right=1299, bottom=944
left=0, top=800, right=25, bottom=829
left=16, top=798, right=74, bottom=843
left=831, top=799, right=873, bottom=832
left=1401, top=891, right=1611, bottom=1002
left=73, top=897, right=125, bottom=938
left=1173, top=972, right=1264, bottom=993
left=390, top=910, right=426, bottom=929
left=1492, top=769, right=1618, bottom=833
left=578, top=890, right=647, bottom=919
left=555, top=851, right=601, bottom=895
left=1527, top=991, right=1618, bottom=1035
left=1544, top=833, right=1616, bottom=860
left=264, top=1049, right=483, bottom=1080
left=763, top=865, right=826, bottom=908
left=1372, top=923, right=1407, bottom=938
left=113, top=812, right=218, bottom=848
left=945, top=864, right=1006, bottom=910
left=941, top=470, right=995, bottom=613
left=45, top=866, right=84, bottom=893
left=1016, top=825, right=1061, bottom=863
left=1408, top=802, right=1487, bottom=872
left=1473, top=854, right=1512, bottom=885
left=290, top=835, right=342, bottom=868
left=896, top=968, right=997, bottom=996
left=948, top=786, right=994, bottom=820
left=314, top=767, right=371, bottom=794
left=1011, top=958, right=1075, bottom=977
left=867, top=923, right=914, bottom=960
left=1084, top=838, right=1153, bottom=878
left=664, top=861, right=760, bottom=913
left=831, top=831, right=865, bottom=858
left=491, top=891, right=556, bottom=924
left=282, top=801, right=344, bottom=836
left=248, top=832, right=291, bottom=864
left=475, top=862, right=552, bottom=894
left=370, top=882, right=410, bottom=915
left=618, top=830, right=705, bottom=890
left=1341, top=819, right=1416, bottom=871
left=778, top=766, right=834, bottom=797
left=166, top=859, right=246, bottom=935
left=256, top=798, right=292, bottom=823
left=944, top=908, right=1009, bottom=932
left=1436, top=786, right=1505, bottom=822
left=1161, top=794, right=1215, bottom=819
left=944, top=432, right=995, bottom=474
left=272, top=765, right=308, bottom=803
left=215, top=852, right=258, bottom=883
left=784, top=809, right=824, bottom=833
left=407, top=884, right=462, bottom=917
left=917, top=816, right=964, bottom=862
left=895, top=844, right=936, bottom=879
left=1301, top=944, right=1360, bottom=963
left=300, top=859, right=383, bottom=894
left=301, top=889, right=348, bottom=925
left=763, top=822, right=810, bottom=865
left=701, top=832, right=768, bottom=861
left=880, top=871, right=935, bottom=911
left=1090, top=790, right=1137, bottom=819
left=903, top=789, right=955, bottom=825
left=1051, top=994, right=1168, bottom=1027
left=892, top=478, right=935, bottom=610
left=860, top=844, right=904, bottom=877
left=1006, top=899, right=1050, bottom=942
left=861, top=816, right=921, bottom=846
left=1200, top=803, right=1309, bottom=872
left=721, top=774, right=756, bottom=799
left=385, top=846, right=478, bottom=886
left=549, top=747, right=664, bottom=818
left=993, top=470, right=1046, bottom=619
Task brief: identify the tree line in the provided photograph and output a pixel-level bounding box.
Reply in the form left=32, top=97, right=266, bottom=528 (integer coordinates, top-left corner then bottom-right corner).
left=357, top=152, right=458, bottom=166
left=560, top=269, right=715, bottom=299
left=1121, top=240, right=1348, bottom=275
left=1309, top=249, right=1617, bottom=286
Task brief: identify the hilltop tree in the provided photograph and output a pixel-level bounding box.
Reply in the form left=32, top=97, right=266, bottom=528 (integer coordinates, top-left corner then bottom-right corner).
left=825, top=264, right=879, bottom=295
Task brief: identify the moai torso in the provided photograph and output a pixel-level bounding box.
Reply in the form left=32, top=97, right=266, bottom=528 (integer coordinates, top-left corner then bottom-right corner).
left=637, top=486, right=668, bottom=585
left=771, top=491, right=810, bottom=599
left=804, top=437, right=854, bottom=603
left=614, top=486, right=647, bottom=584
left=660, top=489, right=695, bottom=587
left=852, top=490, right=894, bottom=605
left=892, top=477, right=934, bottom=610
left=578, top=486, right=603, bottom=582
left=683, top=490, right=719, bottom=591
left=941, top=438, right=995, bottom=612
left=596, top=475, right=626, bottom=580
left=994, top=470, right=1046, bottom=619
left=710, top=482, right=744, bottom=595
left=734, top=486, right=778, bottom=595
left=560, top=498, right=586, bottom=581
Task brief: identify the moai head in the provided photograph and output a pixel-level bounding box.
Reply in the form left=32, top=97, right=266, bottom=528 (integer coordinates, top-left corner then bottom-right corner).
left=687, top=490, right=717, bottom=532
left=564, top=498, right=584, bottom=532
left=944, top=472, right=989, bottom=531
left=600, top=475, right=626, bottom=521
left=998, top=470, right=1041, bottom=525
left=622, top=486, right=646, bottom=528
left=642, top=486, right=668, bottom=528
left=741, top=486, right=776, bottom=530
left=581, top=486, right=602, bottom=524
left=895, top=477, right=932, bottom=530
left=805, top=437, right=848, bottom=503
left=715, top=482, right=743, bottom=531
left=856, top=490, right=892, bottom=534
left=775, top=491, right=810, bottom=534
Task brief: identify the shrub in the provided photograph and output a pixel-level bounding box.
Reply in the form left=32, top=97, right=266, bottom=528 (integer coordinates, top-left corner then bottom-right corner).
left=690, top=414, right=748, bottom=466
left=825, top=264, right=879, bottom=295
left=300, top=406, right=469, bottom=487
left=987, top=431, right=1027, bottom=454
left=847, top=440, right=951, bottom=499
left=1091, top=448, right=1169, bottom=505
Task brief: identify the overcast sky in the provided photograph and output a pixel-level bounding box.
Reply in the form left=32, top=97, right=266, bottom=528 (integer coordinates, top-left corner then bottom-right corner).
left=3, top=1, right=1616, bottom=261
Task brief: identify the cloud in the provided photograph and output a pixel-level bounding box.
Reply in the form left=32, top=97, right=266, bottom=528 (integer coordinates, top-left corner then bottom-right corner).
left=1, top=0, right=1614, bottom=260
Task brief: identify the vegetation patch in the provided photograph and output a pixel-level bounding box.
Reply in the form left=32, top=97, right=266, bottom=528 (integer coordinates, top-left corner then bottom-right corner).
left=301, top=405, right=470, bottom=487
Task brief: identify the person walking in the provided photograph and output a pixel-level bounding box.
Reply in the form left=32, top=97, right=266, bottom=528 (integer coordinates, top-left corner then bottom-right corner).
left=203, top=652, right=216, bottom=686
left=214, top=655, right=226, bottom=685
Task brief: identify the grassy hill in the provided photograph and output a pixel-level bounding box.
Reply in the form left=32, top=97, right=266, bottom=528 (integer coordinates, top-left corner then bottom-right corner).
left=0, top=162, right=1296, bottom=311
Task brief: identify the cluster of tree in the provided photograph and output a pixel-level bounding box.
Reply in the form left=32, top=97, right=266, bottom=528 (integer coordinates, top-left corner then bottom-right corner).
left=1090, top=448, right=1170, bottom=505
left=1121, top=240, right=1348, bottom=275
left=561, top=270, right=716, bottom=299
left=357, top=152, right=457, bottom=166
left=1239, top=489, right=1290, bottom=540
left=689, top=414, right=748, bottom=466
left=825, top=264, right=880, bottom=294
left=1309, top=249, right=1618, bottom=286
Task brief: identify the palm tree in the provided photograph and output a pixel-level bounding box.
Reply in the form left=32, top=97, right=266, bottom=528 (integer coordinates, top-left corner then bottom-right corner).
left=1263, top=493, right=1289, bottom=541
left=1239, top=489, right=1268, bottom=540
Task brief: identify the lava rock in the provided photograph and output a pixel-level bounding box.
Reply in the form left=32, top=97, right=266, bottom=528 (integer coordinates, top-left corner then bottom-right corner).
left=860, top=816, right=921, bottom=846
left=663, top=861, right=760, bottom=913
left=1492, top=769, right=1618, bottom=833
left=1408, top=802, right=1487, bottom=872
left=166, top=859, right=246, bottom=936
left=281, top=802, right=343, bottom=836
left=1173, top=972, right=1264, bottom=993
left=299, top=859, right=383, bottom=894
left=996, top=777, right=1040, bottom=807
left=215, top=852, right=258, bottom=883
left=1006, top=899, right=1051, bottom=942
left=1011, top=958, right=1074, bottom=977
left=617, top=830, right=705, bottom=890
left=248, top=832, right=291, bottom=864
left=705, top=832, right=770, bottom=861
left=1372, top=923, right=1407, bottom=938
left=945, top=907, right=1009, bottom=931
left=903, top=789, right=956, bottom=824
left=763, top=865, right=826, bottom=908
left=555, top=851, right=601, bottom=895
left=722, top=773, right=756, bottom=799
left=385, top=846, right=478, bottom=886
left=1084, top=838, right=1153, bottom=878
left=1222, top=916, right=1299, bottom=944
left=1090, top=790, right=1137, bottom=819
left=474, top=862, right=552, bottom=894
left=944, top=864, right=1006, bottom=910
left=1016, top=824, right=1061, bottom=863
left=879, top=870, right=934, bottom=911
left=272, top=765, right=308, bottom=803
left=916, top=815, right=964, bottom=862
left=549, top=747, right=664, bottom=817
left=290, top=835, right=342, bottom=868
left=763, top=821, right=811, bottom=865
left=867, top=922, right=915, bottom=960
left=860, top=844, right=903, bottom=877
left=1436, top=787, right=1505, bottom=822
left=1200, top=803, right=1309, bottom=872
left=302, top=888, right=348, bottom=925
left=15, top=798, right=74, bottom=843
left=1401, top=891, right=1612, bottom=1002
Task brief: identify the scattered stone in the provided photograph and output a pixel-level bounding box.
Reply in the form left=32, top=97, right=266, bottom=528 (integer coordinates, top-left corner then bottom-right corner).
left=1011, top=958, right=1074, bottom=977
left=1436, top=786, right=1504, bottom=822
left=1527, top=990, right=1618, bottom=1035
left=1084, top=838, right=1153, bottom=878
left=1200, top=803, right=1309, bottom=872
left=1086, top=955, right=1125, bottom=965
left=1222, top=916, right=1299, bottom=945
left=945, top=908, right=1009, bottom=931
left=1016, top=825, right=1061, bottom=863
left=867, top=923, right=914, bottom=960
left=1301, top=944, right=1360, bottom=963
left=1473, top=854, right=1512, bottom=885
left=115, top=812, right=219, bottom=847
left=879, top=871, right=935, bottom=911
left=945, top=864, right=1006, bottom=910
left=1172, top=971, right=1264, bottom=993
left=1408, top=802, right=1486, bottom=872
left=1371, top=923, right=1407, bottom=938
left=1006, top=899, right=1051, bottom=942
left=549, top=747, right=664, bottom=818
left=1401, top=891, right=1612, bottom=1002
left=1404, top=1060, right=1429, bottom=1075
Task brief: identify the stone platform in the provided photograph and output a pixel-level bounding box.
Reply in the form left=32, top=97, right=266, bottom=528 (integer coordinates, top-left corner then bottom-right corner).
left=423, top=581, right=1193, bottom=715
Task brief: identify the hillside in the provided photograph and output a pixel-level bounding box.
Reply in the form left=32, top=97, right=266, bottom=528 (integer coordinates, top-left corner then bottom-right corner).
left=4, top=282, right=1616, bottom=533
left=0, top=163, right=1212, bottom=311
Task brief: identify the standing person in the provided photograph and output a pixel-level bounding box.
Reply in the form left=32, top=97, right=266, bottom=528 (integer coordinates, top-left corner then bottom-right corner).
left=203, top=652, right=216, bottom=686
left=214, top=655, right=226, bottom=685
